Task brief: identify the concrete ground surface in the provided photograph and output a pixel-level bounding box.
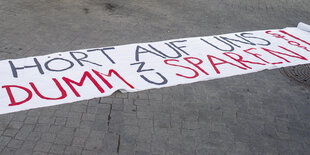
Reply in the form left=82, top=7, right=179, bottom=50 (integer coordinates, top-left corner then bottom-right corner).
left=0, top=0, right=310, bottom=155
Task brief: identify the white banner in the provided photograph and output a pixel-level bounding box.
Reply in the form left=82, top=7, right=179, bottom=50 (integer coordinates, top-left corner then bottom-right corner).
left=0, top=25, right=310, bottom=114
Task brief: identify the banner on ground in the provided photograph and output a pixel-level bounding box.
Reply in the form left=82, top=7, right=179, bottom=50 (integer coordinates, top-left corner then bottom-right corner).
left=0, top=23, right=310, bottom=114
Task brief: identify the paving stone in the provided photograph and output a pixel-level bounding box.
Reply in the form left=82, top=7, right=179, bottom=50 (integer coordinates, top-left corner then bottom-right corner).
left=68, top=112, right=83, bottom=119
left=38, top=116, right=55, bottom=124
left=49, top=144, right=66, bottom=154
left=75, top=101, right=88, bottom=106
left=81, top=150, right=97, bottom=155
left=55, top=110, right=69, bottom=117
left=15, top=131, right=30, bottom=140
left=20, top=140, right=36, bottom=151
left=277, top=132, right=290, bottom=140
left=149, top=100, right=163, bottom=105
left=124, top=103, right=137, bottom=114
left=100, top=133, right=119, bottom=153
left=72, top=137, right=86, bottom=147
left=12, top=112, right=27, bottom=122
left=114, top=91, right=128, bottom=98
left=137, top=112, right=153, bottom=119
left=54, top=134, right=73, bottom=145
left=74, top=128, right=91, bottom=138
left=138, top=119, right=153, bottom=129
left=109, top=122, right=124, bottom=134
left=118, top=143, right=135, bottom=155
left=122, top=126, right=139, bottom=136
left=100, top=97, right=113, bottom=104
left=149, top=93, right=163, bottom=101
left=60, top=127, right=75, bottom=136
left=129, top=93, right=149, bottom=100
left=3, top=128, right=19, bottom=137
left=15, top=148, right=34, bottom=155
left=123, top=117, right=138, bottom=126
left=112, top=98, right=124, bottom=104
left=135, top=151, right=150, bottom=155
left=25, top=132, right=42, bottom=142
left=34, top=124, right=51, bottom=132
left=85, top=137, right=103, bottom=150
left=66, top=118, right=81, bottom=128
left=86, top=106, right=97, bottom=114
left=79, top=120, right=94, bottom=129
left=41, top=133, right=56, bottom=142
left=27, top=110, right=41, bottom=116
left=64, top=146, right=83, bottom=155
left=7, top=139, right=23, bottom=149
left=48, top=125, right=63, bottom=133
left=71, top=104, right=87, bottom=113
left=60, top=104, right=73, bottom=112
left=39, top=109, right=56, bottom=117
left=89, top=131, right=105, bottom=139
left=0, top=123, right=9, bottom=131
left=1, top=147, right=17, bottom=155
left=136, top=142, right=151, bottom=152
left=112, top=103, right=124, bottom=111
left=54, top=117, right=67, bottom=126
left=165, top=147, right=181, bottom=155
left=137, top=105, right=152, bottom=112
left=82, top=113, right=96, bottom=121
left=0, top=136, right=11, bottom=146
left=154, top=119, right=170, bottom=129
left=33, top=142, right=52, bottom=152
left=32, top=152, right=48, bottom=155
left=25, top=116, right=39, bottom=124
left=88, top=98, right=100, bottom=106
left=91, top=120, right=108, bottom=132
left=8, top=121, right=23, bottom=129
left=153, top=112, right=170, bottom=120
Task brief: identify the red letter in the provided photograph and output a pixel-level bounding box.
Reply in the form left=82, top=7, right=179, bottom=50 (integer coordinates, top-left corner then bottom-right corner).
left=261, top=46, right=307, bottom=63
left=164, top=59, right=199, bottom=79
left=279, top=30, right=310, bottom=46
left=265, top=31, right=288, bottom=41
left=2, top=85, right=32, bottom=106
left=223, top=52, right=266, bottom=69
left=287, top=41, right=310, bottom=52
left=92, top=69, right=134, bottom=89
left=183, top=57, right=209, bottom=75
left=30, top=78, right=67, bottom=100
left=243, top=48, right=282, bottom=64
left=207, top=55, right=247, bottom=74
left=62, top=71, right=104, bottom=97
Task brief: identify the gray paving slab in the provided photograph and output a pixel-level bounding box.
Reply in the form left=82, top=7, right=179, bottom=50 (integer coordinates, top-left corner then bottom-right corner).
left=1, top=0, right=310, bottom=154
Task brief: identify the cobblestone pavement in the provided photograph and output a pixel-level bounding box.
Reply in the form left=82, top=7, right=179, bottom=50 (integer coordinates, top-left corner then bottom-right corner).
left=1, top=0, right=310, bottom=154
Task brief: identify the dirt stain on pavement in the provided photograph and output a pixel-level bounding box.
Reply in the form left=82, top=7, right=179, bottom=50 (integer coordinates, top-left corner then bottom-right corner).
left=83, top=8, right=89, bottom=14
left=104, top=3, right=117, bottom=12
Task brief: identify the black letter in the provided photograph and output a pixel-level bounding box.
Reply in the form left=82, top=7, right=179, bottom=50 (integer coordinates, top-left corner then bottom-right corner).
left=44, top=58, right=74, bottom=72
left=200, top=37, right=235, bottom=52
left=70, top=51, right=102, bottom=66
left=219, top=34, right=256, bottom=48
left=240, top=33, right=271, bottom=46
left=130, top=62, right=154, bottom=73
left=135, top=45, right=166, bottom=61
left=140, top=72, right=168, bottom=85
left=87, top=47, right=116, bottom=64
left=148, top=44, right=182, bottom=58
left=9, top=58, right=44, bottom=78
left=166, top=40, right=189, bottom=55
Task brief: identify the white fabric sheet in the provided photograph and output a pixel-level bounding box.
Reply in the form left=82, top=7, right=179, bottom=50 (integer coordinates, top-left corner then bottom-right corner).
left=0, top=24, right=309, bottom=114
